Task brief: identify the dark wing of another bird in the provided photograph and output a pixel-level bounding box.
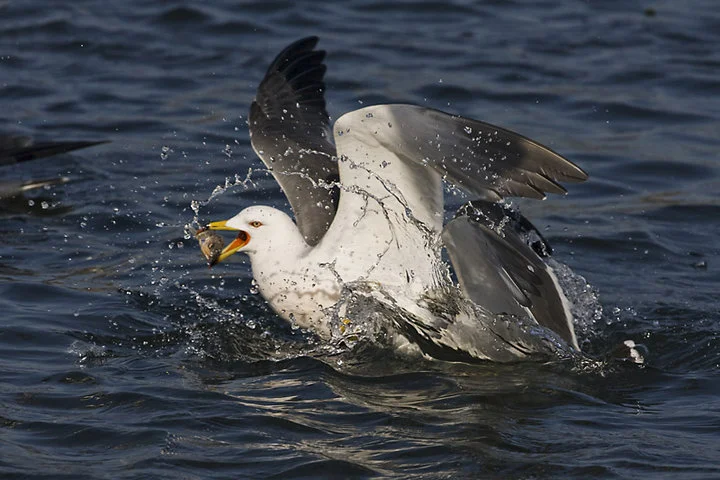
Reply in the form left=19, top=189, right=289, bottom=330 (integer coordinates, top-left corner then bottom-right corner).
left=0, top=134, right=107, bottom=199
left=0, top=135, right=108, bottom=166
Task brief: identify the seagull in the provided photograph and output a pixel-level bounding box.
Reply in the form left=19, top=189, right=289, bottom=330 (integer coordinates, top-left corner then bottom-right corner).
left=0, top=134, right=107, bottom=200
left=205, top=37, right=588, bottom=361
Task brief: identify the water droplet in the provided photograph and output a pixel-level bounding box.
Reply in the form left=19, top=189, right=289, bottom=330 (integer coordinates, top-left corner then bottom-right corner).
left=289, top=313, right=299, bottom=330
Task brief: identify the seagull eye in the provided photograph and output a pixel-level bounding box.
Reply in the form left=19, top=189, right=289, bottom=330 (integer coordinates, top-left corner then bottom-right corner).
left=249, top=221, right=263, bottom=228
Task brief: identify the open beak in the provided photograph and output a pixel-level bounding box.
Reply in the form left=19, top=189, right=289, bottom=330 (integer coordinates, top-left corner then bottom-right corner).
left=206, top=220, right=250, bottom=265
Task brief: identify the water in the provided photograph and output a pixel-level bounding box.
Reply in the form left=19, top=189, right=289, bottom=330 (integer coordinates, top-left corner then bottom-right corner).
left=1, top=1, right=719, bottom=477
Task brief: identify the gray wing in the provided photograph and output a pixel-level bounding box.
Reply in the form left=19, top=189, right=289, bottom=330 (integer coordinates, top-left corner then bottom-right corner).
left=0, top=135, right=107, bottom=166
left=442, top=201, right=578, bottom=349
left=345, top=104, right=587, bottom=201
left=249, top=36, right=339, bottom=246
left=331, top=104, right=584, bottom=347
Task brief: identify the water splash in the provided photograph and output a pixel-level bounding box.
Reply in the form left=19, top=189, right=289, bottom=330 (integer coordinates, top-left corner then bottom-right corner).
left=549, top=259, right=603, bottom=346
left=183, top=167, right=270, bottom=239
left=325, top=281, right=578, bottom=363
left=169, top=145, right=605, bottom=365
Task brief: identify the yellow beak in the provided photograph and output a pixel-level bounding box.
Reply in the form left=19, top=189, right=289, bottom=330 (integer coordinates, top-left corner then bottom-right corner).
left=207, top=220, right=236, bottom=231
left=206, top=220, right=250, bottom=264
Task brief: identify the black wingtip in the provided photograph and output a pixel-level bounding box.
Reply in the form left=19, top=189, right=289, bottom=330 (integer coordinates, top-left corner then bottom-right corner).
left=568, top=164, right=589, bottom=182
left=252, top=36, right=330, bottom=127
left=456, top=200, right=554, bottom=257
left=264, top=36, right=321, bottom=76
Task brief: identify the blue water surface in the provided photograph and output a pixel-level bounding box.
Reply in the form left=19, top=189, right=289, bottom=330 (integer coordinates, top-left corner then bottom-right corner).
left=1, top=1, right=719, bottom=478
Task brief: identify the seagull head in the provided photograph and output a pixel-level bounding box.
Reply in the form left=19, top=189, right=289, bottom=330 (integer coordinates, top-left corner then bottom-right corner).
left=205, top=205, right=303, bottom=264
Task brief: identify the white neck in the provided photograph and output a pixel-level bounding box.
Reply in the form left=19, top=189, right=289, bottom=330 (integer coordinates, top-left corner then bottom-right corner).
left=243, top=214, right=338, bottom=337
left=245, top=218, right=309, bottom=266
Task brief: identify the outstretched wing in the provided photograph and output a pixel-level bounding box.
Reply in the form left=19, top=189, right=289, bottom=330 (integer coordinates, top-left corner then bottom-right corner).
left=0, top=135, right=107, bottom=166
left=442, top=201, right=578, bottom=349
left=331, top=104, right=584, bottom=347
left=249, top=36, right=339, bottom=246
left=334, top=104, right=587, bottom=201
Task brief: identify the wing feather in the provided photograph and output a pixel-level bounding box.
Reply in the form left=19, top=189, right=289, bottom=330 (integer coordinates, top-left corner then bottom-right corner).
left=249, top=37, right=339, bottom=246
left=337, top=104, right=587, bottom=202
left=442, top=201, right=579, bottom=349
